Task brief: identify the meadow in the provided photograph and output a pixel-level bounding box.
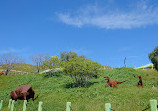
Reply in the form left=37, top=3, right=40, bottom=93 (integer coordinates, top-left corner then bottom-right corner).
left=0, top=68, right=158, bottom=111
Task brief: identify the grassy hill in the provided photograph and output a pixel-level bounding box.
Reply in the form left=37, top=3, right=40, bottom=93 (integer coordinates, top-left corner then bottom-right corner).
left=13, top=63, right=35, bottom=72
left=0, top=68, right=158, bottom=111
left=0, top=63, right=35, bottom=73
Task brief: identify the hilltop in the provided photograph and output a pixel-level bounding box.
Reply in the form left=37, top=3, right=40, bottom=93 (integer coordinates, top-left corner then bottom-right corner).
left=0, top=63, right=35, bottom=73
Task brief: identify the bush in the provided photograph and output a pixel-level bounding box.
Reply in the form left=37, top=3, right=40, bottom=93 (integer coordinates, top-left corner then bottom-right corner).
left=62, top=57, right=101, bottom=87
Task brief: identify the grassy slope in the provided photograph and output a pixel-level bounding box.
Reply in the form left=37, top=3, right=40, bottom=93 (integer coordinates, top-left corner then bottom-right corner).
left=13, top=63, right=35, bottom=72
left=0, top=63, right=35, bottom=72
left=0, top=68, right=158, bottom=111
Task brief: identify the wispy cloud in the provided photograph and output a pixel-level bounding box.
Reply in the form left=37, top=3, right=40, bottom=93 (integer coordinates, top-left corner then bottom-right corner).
left=57, top=1, right=158, bottom=29
left=0, top=48, right=28, bottom=54
left=118, top=47, right=133, bottom=52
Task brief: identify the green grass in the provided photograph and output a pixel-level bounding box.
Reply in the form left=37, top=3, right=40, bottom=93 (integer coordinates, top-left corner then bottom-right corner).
left=0, top=68, right=158, bottom=111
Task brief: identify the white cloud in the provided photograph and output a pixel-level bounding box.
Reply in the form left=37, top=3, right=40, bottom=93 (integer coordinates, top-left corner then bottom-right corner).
left=58, top=13, right=83, bottom=27
left=57, top=1, right=158, bottom=29
left=0, top=48, right=28, bottom=54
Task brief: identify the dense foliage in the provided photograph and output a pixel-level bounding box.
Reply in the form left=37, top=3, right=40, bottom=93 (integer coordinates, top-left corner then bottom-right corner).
left=60, top=51, right=85, bottom=62
left=62, top=57, right=101, bottom=87
left=149, top=46, right=158, bottom=71
left=42, top=56, right=60, bottom=76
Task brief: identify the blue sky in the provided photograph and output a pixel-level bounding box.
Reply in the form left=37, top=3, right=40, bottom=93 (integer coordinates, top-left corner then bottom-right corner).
left=0, top=0, right=158, bottom=68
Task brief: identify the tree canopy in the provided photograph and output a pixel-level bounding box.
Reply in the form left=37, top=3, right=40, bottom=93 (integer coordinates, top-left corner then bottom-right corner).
left=149, top=46, right=158, bottom=71
left=42, top=56, right=60, bottom=76
left=60, top=51, right=85, bottom=62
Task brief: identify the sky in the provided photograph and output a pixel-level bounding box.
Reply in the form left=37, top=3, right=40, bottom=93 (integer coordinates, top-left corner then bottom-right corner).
left=0, top=0, right=158, bottom=68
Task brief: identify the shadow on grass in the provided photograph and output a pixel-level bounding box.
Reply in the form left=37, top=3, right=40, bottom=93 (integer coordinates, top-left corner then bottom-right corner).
left=65, top=81, right=99, bottom=88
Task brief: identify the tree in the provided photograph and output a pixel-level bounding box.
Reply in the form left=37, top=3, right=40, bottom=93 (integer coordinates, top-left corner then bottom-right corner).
left=60, top=51, right=85, bottom=62
left=42, top=56, right=60, bottom=76
left=0, top=53, right=24, bottom=75
left=29, top=54, right=45, bottom=73
left=149, top=46, right=158, bottom=70
left=62, top=57, right=101, bottom=87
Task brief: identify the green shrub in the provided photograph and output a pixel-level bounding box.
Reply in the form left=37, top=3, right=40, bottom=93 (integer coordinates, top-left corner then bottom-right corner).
left=62, top=57, right=101, bottom=87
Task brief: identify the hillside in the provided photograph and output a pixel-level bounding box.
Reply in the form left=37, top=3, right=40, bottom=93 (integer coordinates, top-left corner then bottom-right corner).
left=0, top=63, right=113, bottom=73
left=13, top=63, right=35, bottom=72
left=0, top=63, right=35, bottom=72
left=0, top=68, right=158, bottom=111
